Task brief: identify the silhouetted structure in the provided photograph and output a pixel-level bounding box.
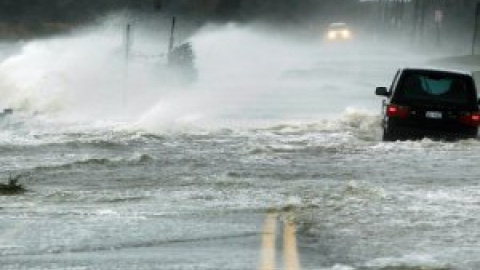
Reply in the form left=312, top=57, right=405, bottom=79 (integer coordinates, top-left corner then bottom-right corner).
left=0, top=175, right=26, bottom=195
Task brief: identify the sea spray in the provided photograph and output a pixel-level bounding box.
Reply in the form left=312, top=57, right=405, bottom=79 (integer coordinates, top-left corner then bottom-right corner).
left=0, top=17, right=419, bottom=133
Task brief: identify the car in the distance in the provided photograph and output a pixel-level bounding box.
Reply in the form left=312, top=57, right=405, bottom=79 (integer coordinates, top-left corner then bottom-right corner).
left=376, top=68, right=480, bottom=141
left=326, top=22, right=352, bottom=41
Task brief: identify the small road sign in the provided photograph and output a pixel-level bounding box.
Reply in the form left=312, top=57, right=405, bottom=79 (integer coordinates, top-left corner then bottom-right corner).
left=435, top=10, right=443, bottom=23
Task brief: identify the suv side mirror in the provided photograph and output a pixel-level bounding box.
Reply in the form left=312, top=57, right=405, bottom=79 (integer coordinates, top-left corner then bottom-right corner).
left=375, top=87, right=389, bottom=97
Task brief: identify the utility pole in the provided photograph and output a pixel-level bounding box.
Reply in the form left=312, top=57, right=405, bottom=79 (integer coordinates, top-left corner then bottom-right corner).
left=123, top=0, right=133, bottom=114
left=411, top=0, right=420, bottom=43
left=378, top=0, right=386, bottom=39
left=419, top=0, right=427, bottom=44
left=394, top=0, right=405, bottom=29
left=167, top=16, right=176, bottom=64
left=473, top=2, right=480, bottom=55
left=434, top=9, right=443, bottom=47
left=125, top=24, right=132, bottom=64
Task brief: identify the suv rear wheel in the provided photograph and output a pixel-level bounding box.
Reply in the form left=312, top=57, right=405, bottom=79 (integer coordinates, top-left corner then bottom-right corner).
left=382, top=125, right=397, bottom=141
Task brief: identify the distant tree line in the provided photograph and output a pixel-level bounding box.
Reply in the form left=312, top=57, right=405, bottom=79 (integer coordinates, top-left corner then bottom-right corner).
left=374, top=0, right=479, bottom=50
left=0, top=0, right=477, bottom=24
left=0, top=0, right=131, bottom=38
left=0, top=0, right=366, bottom=38
left=0, top=0, right=365, bottom=24
left=0, top=0, right=478, bottom=41
left=0, top=0, right=127, bottom=23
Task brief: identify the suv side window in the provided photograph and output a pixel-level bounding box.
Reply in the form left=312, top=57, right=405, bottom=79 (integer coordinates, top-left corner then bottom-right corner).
left=389, top=69, right=401, bottom=97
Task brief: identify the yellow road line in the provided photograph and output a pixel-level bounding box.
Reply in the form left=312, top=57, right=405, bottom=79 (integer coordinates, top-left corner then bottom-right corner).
left=259, top=211, right=302, bottom=270
left=259, top=212, right=278, bottom=270
left=283, top=217, right=301, bottom=270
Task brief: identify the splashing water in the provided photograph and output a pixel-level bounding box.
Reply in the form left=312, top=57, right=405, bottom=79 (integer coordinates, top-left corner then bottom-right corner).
left=0, top=18, right=425, bottom=134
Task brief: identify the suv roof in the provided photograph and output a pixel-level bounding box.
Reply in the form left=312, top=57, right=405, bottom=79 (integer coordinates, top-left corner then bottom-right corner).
left=328, top=22, right=348, bottom=29
left=399, top=67, right=473, bottom=77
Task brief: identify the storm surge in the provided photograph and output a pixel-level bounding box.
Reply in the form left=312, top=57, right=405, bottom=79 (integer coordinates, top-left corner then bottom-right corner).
left=3, top=12, right=480, bottom=270
left=0, top=17, right=421, bottom=134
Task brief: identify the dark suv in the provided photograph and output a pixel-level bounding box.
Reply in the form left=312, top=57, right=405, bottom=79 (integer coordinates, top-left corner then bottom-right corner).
left=376, top=68, right=480, bottom=141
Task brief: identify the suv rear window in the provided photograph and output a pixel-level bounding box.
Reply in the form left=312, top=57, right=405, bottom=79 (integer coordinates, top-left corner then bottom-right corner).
left=393, top=71, right=477, bottom=107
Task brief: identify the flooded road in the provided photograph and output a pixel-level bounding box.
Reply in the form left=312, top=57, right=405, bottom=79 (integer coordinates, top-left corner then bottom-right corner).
left=0, top=23, right=479, bottom=270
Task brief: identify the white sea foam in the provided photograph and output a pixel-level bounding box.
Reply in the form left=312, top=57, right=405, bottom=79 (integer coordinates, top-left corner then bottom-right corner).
left=0, top=16, right=422, bottom=135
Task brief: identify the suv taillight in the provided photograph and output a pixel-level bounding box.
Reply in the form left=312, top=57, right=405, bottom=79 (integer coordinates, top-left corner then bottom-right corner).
left=461, top=112, right=480, bottom=127
left=386, top=104, right=410, bottom=119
